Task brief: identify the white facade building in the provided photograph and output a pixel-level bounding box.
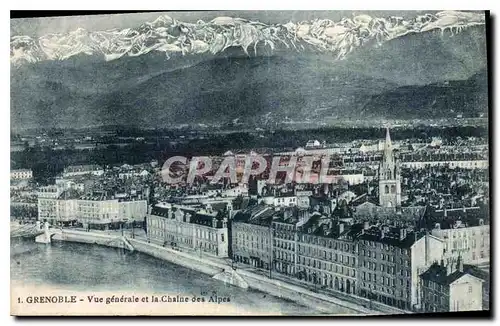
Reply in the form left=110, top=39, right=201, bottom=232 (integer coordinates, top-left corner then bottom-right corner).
left=147, top=203, right=229, bottom=257
left=11, top=169, right=33, bottom=180
left=63, top=165, right=104, bottom=177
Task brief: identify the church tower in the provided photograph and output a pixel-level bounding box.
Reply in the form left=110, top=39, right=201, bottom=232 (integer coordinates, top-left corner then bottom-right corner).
left=379, top=128, right=401, bottom=208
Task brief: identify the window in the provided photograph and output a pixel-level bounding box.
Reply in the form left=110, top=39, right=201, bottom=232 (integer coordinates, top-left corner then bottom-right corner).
left=468, top=286, right=473, bottom=294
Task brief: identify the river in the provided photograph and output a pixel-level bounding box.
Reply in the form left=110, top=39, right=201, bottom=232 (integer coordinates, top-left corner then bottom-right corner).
left=11, top=238, right=340, bottom=315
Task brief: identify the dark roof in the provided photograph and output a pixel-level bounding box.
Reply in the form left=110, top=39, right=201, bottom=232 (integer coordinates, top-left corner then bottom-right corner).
left=420, top=263, right=482, bottom=285
left=309, top=195, right=334, bottom=206
left=352, top=196, right=378, bottom=207
left=151, top=205, right=170, bottom=217
left=210, top=202, right=228, bottom=212
left=57, top=189, right=81, bottom=200
left=463, top=264, right=490, bottom=281
left=357, top=227, right=419, bottom=248
left=275, top=192, right=296, bottom=198
left=233, top=205, right=274, bottom=227
left=343, top=223, right=365, bottom=239
left=151, top=204, right=224, bottom=228
left=420, top=205, right=490, bottom=229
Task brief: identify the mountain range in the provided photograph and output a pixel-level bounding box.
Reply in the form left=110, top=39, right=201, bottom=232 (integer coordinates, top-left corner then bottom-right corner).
left=10, top=12, right=488, bottom=131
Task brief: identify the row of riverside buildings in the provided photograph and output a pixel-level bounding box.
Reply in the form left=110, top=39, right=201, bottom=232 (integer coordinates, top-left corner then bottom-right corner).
left=34, top=130, right=489, bottom=313
left=38, top=185, right=147, bottom=228
left=145, top=200, right=488, bottom=313
left=37, top=164, right=147, bottom=228
left=144, top=129, right=489, bottom=313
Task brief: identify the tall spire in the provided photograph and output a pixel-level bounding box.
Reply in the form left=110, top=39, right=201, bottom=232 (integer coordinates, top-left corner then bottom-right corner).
left=383, top=127, right=393, bottom=161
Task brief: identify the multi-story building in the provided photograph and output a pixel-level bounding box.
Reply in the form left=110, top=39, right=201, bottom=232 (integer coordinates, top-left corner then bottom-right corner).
left=429, top=211, right=490, bottom=266
left=419, top=257, right=484, bottom=312
left=37, top=186, right=63, bottom=222
left=272, top=210, right=299, bottom=277
left=357, top=224, right=444, bottom=311
left=296, top=190, right=312, bottom=208
left=229, top=200, right=486, bottom=313
left=38, top=185, right=62, bottom=199
left=261, top=194, right=298, bottom=207
left=147, top=203, right=229, bottom=257
left=400, top=152, right=488, bottom=170
left=76, top=197, right=120, bottom=226
left=295, top=215, right=360, bottom=295
left=63, top=164, right=104, bottom=178
left=353, top=201, right=425, bottom=226
left=10, top=169, right=33, bottom=180
left=38, top=197, right=57, bottom=222
left=118, top=200, right=149, bottom=223
left=232, top=205, right=274, bottom=268
left=37, top=187, right=147, bottom=227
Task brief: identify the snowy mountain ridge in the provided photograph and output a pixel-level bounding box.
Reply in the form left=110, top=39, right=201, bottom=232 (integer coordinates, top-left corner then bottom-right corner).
left=11, top=11, right=485, bottom=66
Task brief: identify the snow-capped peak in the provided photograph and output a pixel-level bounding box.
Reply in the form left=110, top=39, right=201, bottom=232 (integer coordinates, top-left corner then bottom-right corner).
left=10, top=10, right=485, bottom=66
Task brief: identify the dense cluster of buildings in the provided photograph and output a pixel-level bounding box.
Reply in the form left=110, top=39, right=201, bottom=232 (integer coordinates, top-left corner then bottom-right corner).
left=37, top=186, right=147, bottom=228
left=142, top=129, right=489, bottom=313
left=11, top=128, right=489, bottom=313
left=34, top=164, right=150, bottom=228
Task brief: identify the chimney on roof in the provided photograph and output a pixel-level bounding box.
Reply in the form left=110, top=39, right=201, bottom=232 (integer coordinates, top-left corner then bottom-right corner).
left=399, top=228, right=407, bottom=240
left=425, top=231, right=430, bottom=265
left=446, top=260, right=453, bottom=275
left=338, top=223, right=345, bottom=234
left=363, top=221, right=369, bottom=230
left=457, top=255, right=464, bottom=273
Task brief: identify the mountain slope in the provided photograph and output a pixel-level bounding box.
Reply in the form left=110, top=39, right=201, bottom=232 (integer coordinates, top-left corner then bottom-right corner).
left=10, top=23, right=488, bottom=130
left=359, top=68, right=488, bottom=119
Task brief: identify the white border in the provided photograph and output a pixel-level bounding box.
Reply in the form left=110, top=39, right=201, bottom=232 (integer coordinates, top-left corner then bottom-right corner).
left=3, top=1, right=497, bottom=325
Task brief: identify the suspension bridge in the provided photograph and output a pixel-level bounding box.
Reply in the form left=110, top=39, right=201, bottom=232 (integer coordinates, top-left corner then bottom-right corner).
left=10, top=221, right=44, bottom=238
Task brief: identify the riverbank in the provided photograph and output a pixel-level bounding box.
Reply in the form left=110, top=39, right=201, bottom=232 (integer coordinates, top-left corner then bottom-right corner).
left=47, top=229, right=378, bottom=315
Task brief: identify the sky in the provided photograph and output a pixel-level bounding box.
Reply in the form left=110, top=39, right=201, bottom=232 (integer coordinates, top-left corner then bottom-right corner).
left=10, top=10, right=437, bottom=37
